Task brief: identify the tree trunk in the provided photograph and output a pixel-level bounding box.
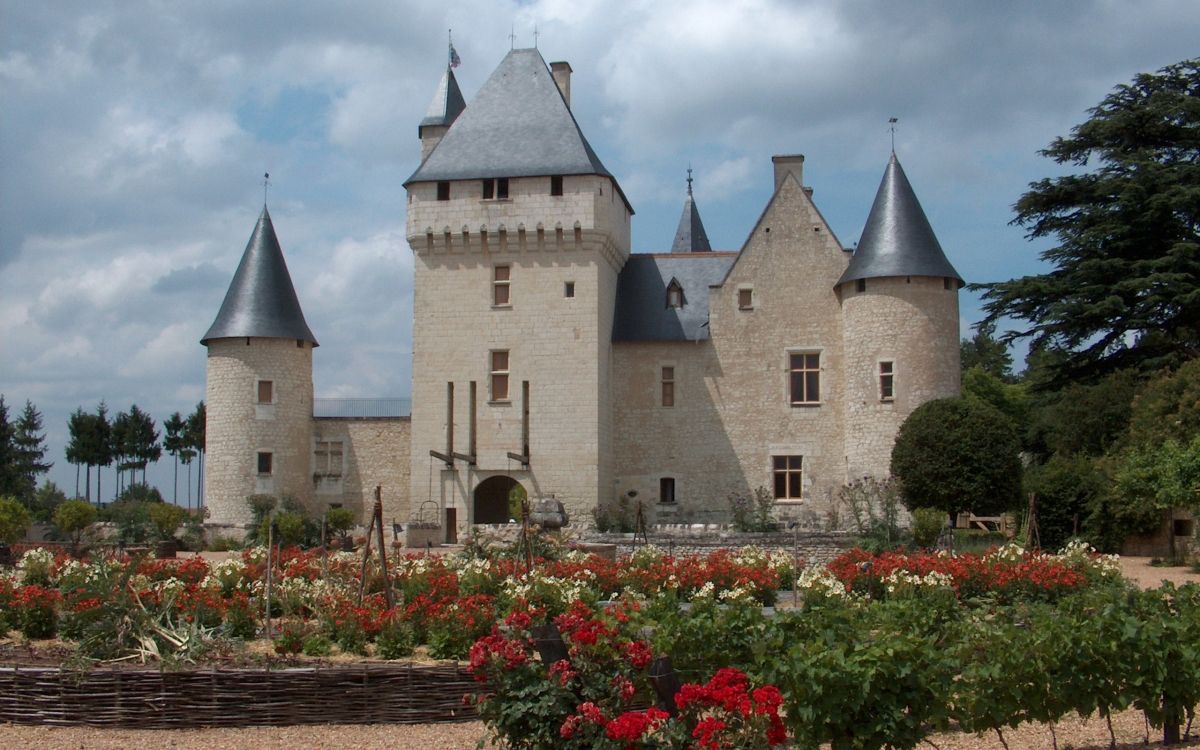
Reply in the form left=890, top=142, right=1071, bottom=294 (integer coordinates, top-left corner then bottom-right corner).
left=85, top=464, right=91, bottom=502
left=74, top=464, right=80, bottom=498
left=173, top=458, right=178, bottom=505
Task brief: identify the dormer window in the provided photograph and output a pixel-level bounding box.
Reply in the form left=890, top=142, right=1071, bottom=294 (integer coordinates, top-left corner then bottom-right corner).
left=666, top=278, right=685, bottom=309
left=482, top=178, right=509, bottom=200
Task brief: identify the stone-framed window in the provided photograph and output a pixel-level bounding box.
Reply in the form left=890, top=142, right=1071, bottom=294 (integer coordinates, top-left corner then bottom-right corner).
left=788, top=352, right=821, bottom=405
left=314, top=440, right=344, bottom=477
left=257, top=380, right=274, bottom=404
left=660, top=477, right=676, bottom=504
left=490, top=350, right=510, bottom=402
left=879, top=361, right=895, bottom=401
left=738, top=287, right=754, bottom=310
left=257, top=452, right=273, bottom=476
left=436, top=181, right=450, bottom=201
left=482, top=177, right=510, bottom=200
left=661, top=366, right=675, bottom=407
left=772, top=455, right=802, bottom=500
left=493, top=265, right=511, bottom=306
left=564, top=281, right=575, bottom=298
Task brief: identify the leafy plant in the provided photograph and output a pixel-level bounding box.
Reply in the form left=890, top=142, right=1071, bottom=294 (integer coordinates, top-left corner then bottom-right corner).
left=909, top=507, right=946, bottom=549
left=52, top=499, right=97, bottom=555
left=0, top=494, right=31, bottom=545
left=727, top=486, right=777, bottom=532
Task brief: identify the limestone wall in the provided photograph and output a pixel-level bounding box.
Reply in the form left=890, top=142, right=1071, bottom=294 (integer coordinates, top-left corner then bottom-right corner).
left=313, top=417, right=411, bottom=525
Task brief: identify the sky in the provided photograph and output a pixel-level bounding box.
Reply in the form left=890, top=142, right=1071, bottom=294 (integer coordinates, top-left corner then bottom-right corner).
left=2, top=0, right=1199, bottom=505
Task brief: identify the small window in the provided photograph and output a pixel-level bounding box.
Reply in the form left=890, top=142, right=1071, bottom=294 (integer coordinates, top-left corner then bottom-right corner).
left=773, top=456, right=802, bottom=500
left=738, top=288, right=754, bottom=310
left=490, top=350, right=510, bottom=401
left=551, top=175, right=563, bottom=196
left=666, top=279, right=685, bottom=309
left=436, top=181, right=450, bottom=201
left=482, top=179, right=494, bottom=199
left=564, top=281, right=575, bottom=298
left=856, top=278, right=867, bottom=293
left=661, top=366, right=675, bottom=407
left=493, top=265, right=511, bottom=306
left=257, top=380, right=274, bottom=404
left=789, top=352, right=821, bottom=405
left=944, top=277, right=952, bottom=290
left=497, top=178, right=509, bottom=199
left=879, top=361, right=895, bottom=401
left=257, top=452, right=273, bottom=475
left=315, top=440, right=344, bottom=476
left=660, top=477, right=676, bottom=504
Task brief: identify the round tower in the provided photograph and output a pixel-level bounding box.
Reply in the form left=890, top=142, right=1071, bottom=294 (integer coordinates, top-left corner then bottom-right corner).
left=838, top=154, right=962, bottom=482
left=201, top=207, right=318, bottom=525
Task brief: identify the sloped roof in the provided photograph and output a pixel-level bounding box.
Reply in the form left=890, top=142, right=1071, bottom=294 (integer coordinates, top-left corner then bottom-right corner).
left=419, top=66, right=466, bottom=129
left=670, top=193, right=712, bottom=253
left=404, top=48, right=631, bottom=210
left=613, top=253, right=737, bottom=341
left=201, top=206, right=318, bottom=346
left=837, top=153, right=963, bottom=287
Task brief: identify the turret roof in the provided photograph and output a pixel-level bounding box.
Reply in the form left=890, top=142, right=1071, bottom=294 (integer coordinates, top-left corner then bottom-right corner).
left=419, top=66, right=466, bottom=129
left=201, top=206, right=318, bottom=346
left=837, top=153, right=962, bottom=287
left=670, top=175, right=712, bottom=253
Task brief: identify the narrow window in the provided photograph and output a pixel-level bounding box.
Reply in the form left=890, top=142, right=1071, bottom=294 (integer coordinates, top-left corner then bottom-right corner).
left=944, top=277, right=952, bottom=290
left=879, top=361, right=895, bottom=401
left=564, top=281, right=575, bottom=298
left=257, top=380, right=274, bottom=404
left=660, top=477, right=676, bottom=504
left=436, top=181, right=450, bottom=201
left=497, top=178, right=509, bottom=199
left=661, top=366, right=675, bottom=407
left=493, top=265, right=511, bottom=306
left=772, top=456, right=803, bottom=500
left=315, top=440, right=344, bottom=476
left=490, top=350, right=510, bottom=401
left=666, top=279, right=684, bottom=309
left=551, top=175, right=563, bottom=196
left=738, top=288, right=754, bottom=310
left=257, top=452, right=273, bottom=475
left=789, top=352, right=821, bottom=405
left=482, top=179, right=495, bottom=200
left=856, top=278, right=867, bottom=293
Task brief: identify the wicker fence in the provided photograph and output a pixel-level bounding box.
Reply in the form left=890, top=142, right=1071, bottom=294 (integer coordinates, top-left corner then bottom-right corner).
left=0, top=663, right=478, bottom=728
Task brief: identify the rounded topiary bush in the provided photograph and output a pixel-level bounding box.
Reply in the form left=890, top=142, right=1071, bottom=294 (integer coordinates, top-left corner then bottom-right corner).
left=891, top=397, right=1022, bottom=517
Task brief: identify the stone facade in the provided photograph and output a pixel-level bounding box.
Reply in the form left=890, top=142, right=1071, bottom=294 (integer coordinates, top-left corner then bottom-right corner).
left=313, top=417, right=411, bottom=523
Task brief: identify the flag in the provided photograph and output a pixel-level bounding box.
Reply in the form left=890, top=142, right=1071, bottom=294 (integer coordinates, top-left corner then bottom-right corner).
left=449, top=44, right=461, bottom=69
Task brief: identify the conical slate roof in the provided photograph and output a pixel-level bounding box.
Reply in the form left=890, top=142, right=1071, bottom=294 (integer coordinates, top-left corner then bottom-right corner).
left=404, top=48, right=632, bottom=211
left=837, top=154, right=962, bottom=287
left=419, top=66, right=466, bottom=129
left=670, top=177, right=712, bottom=253
left=201, top=206, right=318, bottom=346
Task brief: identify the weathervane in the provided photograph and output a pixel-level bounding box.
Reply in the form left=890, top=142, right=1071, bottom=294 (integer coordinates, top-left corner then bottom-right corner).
left=888, top=117, right=898, bottom=152
left=686, top=165, right=693, bottom=197
left=533, top=24, right=539, bottom=48
left=263, top=172, right=271, bottom=204
left=509, top=25, right=516, bottom=49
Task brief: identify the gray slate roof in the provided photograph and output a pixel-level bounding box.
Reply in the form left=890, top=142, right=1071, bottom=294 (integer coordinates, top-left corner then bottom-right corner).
left=201, top=206, right=318, bottom=346
left=419, top=66, right=466, bottom=129
left=404, top=48, right=631, bottom=211
left=670, top=194, right=712, bottom=253
left=613, top=253, right=737, bottom=341
left=837, top=153, right=963, bottom=287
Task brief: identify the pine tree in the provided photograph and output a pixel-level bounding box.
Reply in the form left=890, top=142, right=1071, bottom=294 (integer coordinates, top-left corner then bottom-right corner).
left=163, top=412, right=186, bottom=505
left=12, top=401, right=52, bottom=503
left=0, top=396, right=16, bottom=497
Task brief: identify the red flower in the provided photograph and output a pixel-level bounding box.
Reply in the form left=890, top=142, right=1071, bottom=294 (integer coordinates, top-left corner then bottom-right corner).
left=693, top=717, right=727, bottom=750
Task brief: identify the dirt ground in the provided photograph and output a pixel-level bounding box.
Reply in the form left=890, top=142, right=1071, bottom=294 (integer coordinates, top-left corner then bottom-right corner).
left=3, top=556, right=1197, bottom=749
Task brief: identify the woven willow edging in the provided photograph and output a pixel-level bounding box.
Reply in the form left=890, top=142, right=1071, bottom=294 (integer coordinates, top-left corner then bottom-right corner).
left=0, top=663, right=478, bottom=728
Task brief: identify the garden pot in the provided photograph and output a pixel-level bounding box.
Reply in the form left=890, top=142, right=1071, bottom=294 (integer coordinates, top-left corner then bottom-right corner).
left=155, top=540, right=178, bottom=559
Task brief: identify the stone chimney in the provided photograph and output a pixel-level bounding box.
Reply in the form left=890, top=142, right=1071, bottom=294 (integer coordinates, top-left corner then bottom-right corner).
left=771, top=154, right=805, bottom=191
left=550, top=61, right=572, bottom=108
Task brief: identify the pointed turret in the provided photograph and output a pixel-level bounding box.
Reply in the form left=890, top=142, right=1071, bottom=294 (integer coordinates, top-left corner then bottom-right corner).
left=418, top=66, right=466, bottom=161
left=670, top=170, right=712, bottom=253
left=201, top=206, right=317, bottom=346
left=837, top=154, right=962, bottom=288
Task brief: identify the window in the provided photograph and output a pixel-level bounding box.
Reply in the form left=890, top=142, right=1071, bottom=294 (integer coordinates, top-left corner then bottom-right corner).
left=879, top=361, right=895, bottom=401
left=856, top=278, right=867, bottom=293
left=551, top=175, right=563, bottom=196
left=564, top=281, right=575, bottom=298
left=738, top=288, right=754, bottom=310
left=493, top=265, right=511, bottom=306
left=436, top=181, right=450, bottom=201
left=257, top=380, right=274, bottom=404
left=660, top=477, right=676, bottom=504
left=944, top=277, right=952, bottom=290
left=490, top=350, right=510, bottom=401
left=483, top=178, right=510, bottom=200
left=257, top=452, right=273, bottom=475
left=773, top=456, right=803, bottom=500
left=789, top=352, right=821, bottom=404
left=666, top=278, right=684, bottom=309
left=314, top=440, right=344, bottom=476
left=498, top=178, right=509, bottom=199
left=661, top=366, right=675, bottom=407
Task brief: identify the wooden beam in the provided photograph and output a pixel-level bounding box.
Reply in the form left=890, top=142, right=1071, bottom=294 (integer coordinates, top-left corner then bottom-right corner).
left=507, top=451, right=530, bottom=467
left=451, top=451, right=476, bottom=465
left=429, top=449, right=453, bottom=466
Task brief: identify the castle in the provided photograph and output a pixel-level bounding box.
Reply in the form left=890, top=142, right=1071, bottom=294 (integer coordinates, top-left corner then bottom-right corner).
left=201, top=47, right=963, bottom=536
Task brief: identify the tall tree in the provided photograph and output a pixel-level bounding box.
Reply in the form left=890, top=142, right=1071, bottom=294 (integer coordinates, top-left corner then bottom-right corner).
left=163, top=412, right=186, bottom=505
left=110, top=408, right=133, bottom=496
left=960, top=321, right=1015, bottom=382
left=0, top=396, right=16, bottom=497
left=12, top=401, right=52, bottom=503
left=65, top=408, right=89, bottom=499
left=186, top=402, right=206, bottom=509
left=976, top=58, right=1200, bottom=385
left=127, top=404, right=160, bottom=486
left=91, top=402, right=113, bottom=505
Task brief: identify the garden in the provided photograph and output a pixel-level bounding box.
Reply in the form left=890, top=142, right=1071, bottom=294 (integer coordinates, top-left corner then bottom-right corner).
left=2, top=535, right=1199, bottom=748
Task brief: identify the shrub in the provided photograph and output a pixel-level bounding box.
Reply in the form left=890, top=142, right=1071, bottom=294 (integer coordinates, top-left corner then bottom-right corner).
left=728, top=486, right=777, bottom=532
left=325, top=507, right=355, bottom=544
left=375, top=617, right=415, bottom=659
left=52, top=499, right=98, bottom=554
left=1024, top=453, right=1105, bottom=550
left=148, top=502, right=187, bottom=541
left=891, top=397, right=1022, bottom=516
left=207, top=534, right=242, bottom=552
left=302, top=633, right=333, bottom=657
left=114, top=483, right=163, bottom=505
left=104, top=499, right=152, bottom=544
left=910, top=508, right=946, bottom=549
left=838, top=477, right=907, bottom=551
left=273, top=621, right=305, bottom=655
left=0, top=495, right=31, bottom=545
left=29, top=482, right=67, bottom=524
left=14, top=584, right=60, bottom=639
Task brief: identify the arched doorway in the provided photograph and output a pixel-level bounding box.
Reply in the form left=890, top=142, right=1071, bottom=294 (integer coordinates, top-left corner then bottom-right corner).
left=474, top=475, right=520, bottom=524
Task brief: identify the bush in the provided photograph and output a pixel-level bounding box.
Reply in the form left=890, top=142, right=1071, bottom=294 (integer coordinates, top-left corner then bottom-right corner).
left=52, top=499, right=98, bottom=554
left=104, top=499, right=152, bottom=544
left=728, top=486, right=777, bottom=532
left=891, top=397, right=1022, bottom=516
left=30, top=482, right=67, bottom=524
left=375, top=617, right=415, bottom=659
left=0, top=495, right=31, bottom=545
left=115, top=483, right=163, bottom=505
left=837, top=477, right=907, bottom=551
left=148, top=502, right=187, bottom=541
left=325, top=507, right=355, bottom=542
left=910, top=508, right=946, bottom=549
left=1024, top=454, right=1106, bottom=551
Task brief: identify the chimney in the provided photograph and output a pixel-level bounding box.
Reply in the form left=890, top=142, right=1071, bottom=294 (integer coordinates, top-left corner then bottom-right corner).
left=771, top=154, right=805, bottom=191
left=550, top=61, right=572, bottom=108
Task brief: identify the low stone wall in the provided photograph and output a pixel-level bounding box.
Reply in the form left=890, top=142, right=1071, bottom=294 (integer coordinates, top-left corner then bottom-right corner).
left=576, top=527, right=858, bottom=566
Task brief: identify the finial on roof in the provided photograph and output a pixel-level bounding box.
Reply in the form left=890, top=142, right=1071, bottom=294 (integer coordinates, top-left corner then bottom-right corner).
left=509, top=25, right=515, bottom=50
left=448, top=29, right=461, bottom=69
left=686, top=166, right=693, bottom=197
left=533, top=24, right=539, bottom=48
left=671, top=167, right=712, bottom=253
left=888, top=117, right=898, bottom=154
left=262, top=172, right=270, bottom=205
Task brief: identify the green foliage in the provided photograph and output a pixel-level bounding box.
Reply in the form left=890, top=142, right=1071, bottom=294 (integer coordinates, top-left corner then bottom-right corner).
left=909, top=507, right=945, bottom=549
left=302, top=632, right=333, bottom=657
left=273, top=622, right=305, bottom=655
left=1127, top=358, right=1200, bottom=449
left=325, top=507, right=355, bottom=541
left=891, top=398, right=1022, bottom=516
left=29, top=481, right=67, bottom=524
left=104, top=499, right=152, bottom=544
left=962, top=366, right=1028, bottom=434
left=8, top=400, right=52, bottom=503
left=976, top=58, right=1200, bottom=385
left=593, top=494, right=639, bottom=533
left=727, top=485, right=777, bottom=532
left=0, top=495, right=31, bottom=545
left=1104, top=437, right=1200, bottom=556
left=52, top=499, right=98, bottom=552
left=375, top=618, right=415, bottom=659
left=274, top=511, right=307, bottom=547
left=1024, top=454, right=1106, bottom=550
left=961, top=321, right=1015, bottom=382
left=837, top=477, right=907, bottom=551
left=148, top=502, right=186, bottom=541
left=1025, top=369, right=1139, bottom=459
left=507, top=482, right=528, bottom=522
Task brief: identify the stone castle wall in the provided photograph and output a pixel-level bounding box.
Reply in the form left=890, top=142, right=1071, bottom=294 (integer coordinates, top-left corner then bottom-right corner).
left=313, top=417, right=411, bottom=525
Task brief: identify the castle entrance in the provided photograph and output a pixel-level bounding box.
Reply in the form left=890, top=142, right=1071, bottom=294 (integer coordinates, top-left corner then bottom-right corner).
left=473, top=475, right=519, bottom=524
